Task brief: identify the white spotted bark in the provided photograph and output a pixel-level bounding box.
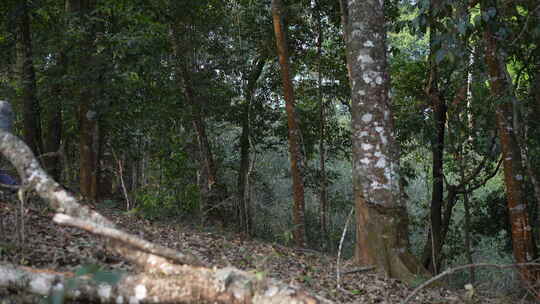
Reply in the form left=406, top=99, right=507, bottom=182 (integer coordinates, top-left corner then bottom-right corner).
left=341, top=0, right=426, bottom=282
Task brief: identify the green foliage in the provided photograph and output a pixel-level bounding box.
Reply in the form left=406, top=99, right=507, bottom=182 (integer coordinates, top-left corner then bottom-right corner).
left=446, top=232, right=518, bottom=294
left=134, top=183, right=199, bottom=220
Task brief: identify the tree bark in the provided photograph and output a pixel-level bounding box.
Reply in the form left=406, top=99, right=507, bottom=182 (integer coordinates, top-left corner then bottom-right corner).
left=315, top=0, right=329, bottom=251
left=43, top=52, right=64, bottom=181
left=482, top=0, right=539, bottom=289
left=272, top=0, right=307, bottom=247
left=43, top=95, right=63, bottom=181
left=67, top=0, right=100, bottom=201
left=341, top=0, right=426, bottom=282
left=15, top=0, right=43, bottom=155
left=423, top=19, right=447, bottom=274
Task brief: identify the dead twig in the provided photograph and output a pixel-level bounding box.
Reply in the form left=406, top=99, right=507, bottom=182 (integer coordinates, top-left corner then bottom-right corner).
left=336, top=206, right=355, bottom=289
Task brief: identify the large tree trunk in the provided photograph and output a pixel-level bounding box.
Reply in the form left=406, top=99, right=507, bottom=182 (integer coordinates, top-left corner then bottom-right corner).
left=272, top=0, right=307, bottom=247
left=237, top=54, right=266, bottom=235
left=482, top=0, right=539, bottom=290
left=15, top=0, right=43, bottom=155
left=341, top=0, right=425, bottom=283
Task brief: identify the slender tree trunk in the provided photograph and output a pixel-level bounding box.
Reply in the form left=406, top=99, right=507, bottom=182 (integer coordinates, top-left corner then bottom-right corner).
left=15, top=0, right=43, bottom=155
left=272, top=0, right=306, bottom=247
left=482, top=0, right=539, bottom=289
left=422, top=21, right=447, bottom=273
left=237, top=55, right=266, bottom=236
left=462, top=165, right=475, bottom=283
left=341, top=0, right=425, bottom=283
left=423, top=0, right=448, bottom=274
left=169, top=25, right=227, bottom=223
left=315, top=0, right=329, bottom=251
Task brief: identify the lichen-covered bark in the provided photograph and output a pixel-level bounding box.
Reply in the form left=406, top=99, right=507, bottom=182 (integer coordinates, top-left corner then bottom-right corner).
left=342, top=0, right=425, bottom=282
left=0, top=263, right=331, bottom=304
left=482, top=0, right=538, bottom=288
left=272, top=0, right=306, bottom=247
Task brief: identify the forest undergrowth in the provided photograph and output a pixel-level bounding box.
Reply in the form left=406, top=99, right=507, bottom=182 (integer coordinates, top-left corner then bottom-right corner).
left=0, top=194, right=531, bottom=304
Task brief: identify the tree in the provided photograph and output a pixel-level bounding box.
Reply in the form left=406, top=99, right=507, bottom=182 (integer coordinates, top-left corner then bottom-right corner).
left=481, top=0, right=539, bottom=290
left=168, top=2, right=229, bottom=223
left=341, top=0, right=425, bottom=282
left=66, top=0, right=100, bottom=201
left=237, top=53, right=267, bottom=235
left=15, top=0, right=42, bottom=155
left=271, top=0, right=307, bottom=247
left=42, top=3, right=66, bottom=181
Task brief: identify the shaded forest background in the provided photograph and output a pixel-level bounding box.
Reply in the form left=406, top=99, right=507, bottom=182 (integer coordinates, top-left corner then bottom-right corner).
left=1, top=0, right=540, bottom=298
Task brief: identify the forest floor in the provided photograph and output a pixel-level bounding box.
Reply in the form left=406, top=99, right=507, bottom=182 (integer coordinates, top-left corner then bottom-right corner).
left=0, top=194, right=532, bottom=303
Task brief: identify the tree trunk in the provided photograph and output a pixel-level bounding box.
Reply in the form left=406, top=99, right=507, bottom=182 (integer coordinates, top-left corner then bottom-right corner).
left=66, top=0, right=100, bottom=201
left=237, top=55, right=266, bottom=236
left=482, top=0, right=539, bottom=289
left=271, top=0, right=307, bottom=247
left=15, top=0, right=43, bottom=155
left=422, top=1, right=447, bottom=272
left=169, top=25, right=228, bottom=223
left=341, top=0, right=425, bottom=282
left=43, top=53, right=64, bottom=181
left=533, top=70, right=540, bottom=243
left=424, top=49, right=447, bottom=275
left=315, top=0, right=329, bottom=251
left=79, top=100, right=99, bottom=200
